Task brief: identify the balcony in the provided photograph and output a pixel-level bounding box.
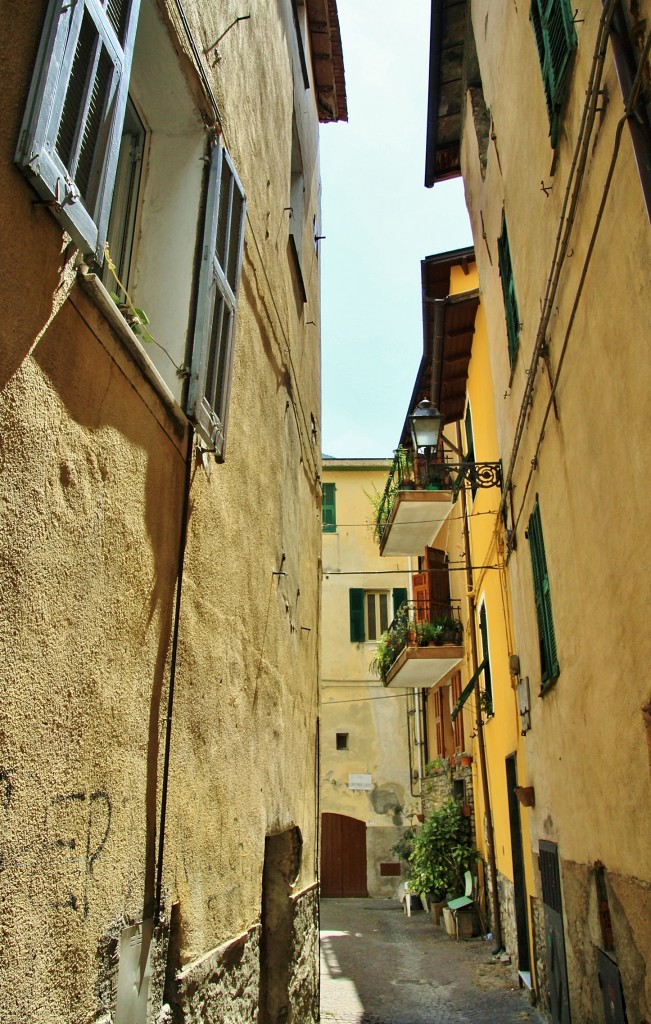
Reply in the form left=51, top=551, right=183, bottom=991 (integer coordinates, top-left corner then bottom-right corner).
left=375, top=449, right=453, bottom=556
left=370, top=602, right=464, bottom=690
left=375, top=448, right=502, bottom=557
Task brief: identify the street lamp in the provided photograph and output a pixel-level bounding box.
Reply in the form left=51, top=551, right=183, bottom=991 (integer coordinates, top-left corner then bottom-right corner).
left=409, top=398, right=444, bottom=451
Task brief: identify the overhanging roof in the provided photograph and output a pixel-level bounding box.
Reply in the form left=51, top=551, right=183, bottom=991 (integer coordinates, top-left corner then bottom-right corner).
left=425, top=0, right=467, bottom=187
left=307, top=0, right=348, bottom=122
left=398, top=247, right=477, bottom=448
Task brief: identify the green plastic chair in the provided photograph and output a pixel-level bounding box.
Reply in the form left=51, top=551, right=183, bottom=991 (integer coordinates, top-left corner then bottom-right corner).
left=447, top=871, right=476, bottom=939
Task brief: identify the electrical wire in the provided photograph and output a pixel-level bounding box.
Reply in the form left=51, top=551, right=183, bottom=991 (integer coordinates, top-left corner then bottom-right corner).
left=322, top=565, right=500, bottom=576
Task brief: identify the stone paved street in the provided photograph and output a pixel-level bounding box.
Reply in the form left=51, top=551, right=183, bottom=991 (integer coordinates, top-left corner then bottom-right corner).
left=320, top=899, right=547, bottom=1024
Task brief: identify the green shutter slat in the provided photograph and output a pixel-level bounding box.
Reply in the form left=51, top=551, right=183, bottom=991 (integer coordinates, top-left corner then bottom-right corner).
left=349, top=589, right=365, bottom=643
left=531, top=0, right=577, bottom=147
left=392, top=588, right=408, bottom=618
left=498, top=216, right=520, bottom=366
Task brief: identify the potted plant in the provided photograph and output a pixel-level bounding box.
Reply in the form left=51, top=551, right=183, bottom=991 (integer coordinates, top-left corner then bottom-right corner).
left=406, top=799, right=477, bottom=922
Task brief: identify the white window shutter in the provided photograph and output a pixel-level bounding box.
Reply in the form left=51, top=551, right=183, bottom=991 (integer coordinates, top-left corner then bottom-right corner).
left=187, top=141, right=246, bottom=458
left=16, top=0, right=140, bottom=261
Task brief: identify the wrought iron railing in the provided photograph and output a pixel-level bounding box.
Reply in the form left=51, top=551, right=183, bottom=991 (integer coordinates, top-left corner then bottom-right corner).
left=370, top=600, right=463, bottom=684
left=374, top=447, right=502, bottom=545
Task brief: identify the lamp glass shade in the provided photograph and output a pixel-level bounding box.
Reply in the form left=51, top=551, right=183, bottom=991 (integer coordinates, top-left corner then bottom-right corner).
left=409, top=399, right=444, bottom=450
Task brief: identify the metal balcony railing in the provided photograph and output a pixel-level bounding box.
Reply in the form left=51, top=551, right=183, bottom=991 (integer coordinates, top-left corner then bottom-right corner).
left=374, top=447, right=502, bottom=545
left=370, top=600, right=463, bottom=684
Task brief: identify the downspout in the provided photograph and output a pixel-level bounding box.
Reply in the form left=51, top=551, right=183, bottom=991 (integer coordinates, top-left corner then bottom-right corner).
left=407, top=556, right=425, bottom=799
left=155, top=424, right=194, bottom=923
left=457, top=421, right=503, bottom=952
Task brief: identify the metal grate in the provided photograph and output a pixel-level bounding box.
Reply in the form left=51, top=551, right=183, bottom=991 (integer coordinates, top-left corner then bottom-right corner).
left=539, top=840, right=563, bottom=914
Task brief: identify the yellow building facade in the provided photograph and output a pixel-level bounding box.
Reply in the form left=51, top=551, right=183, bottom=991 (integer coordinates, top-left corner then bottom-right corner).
left=0, top=1, right=345, bottom=1021
left=320, top=459, right=414, bottom=898
left=426, top=2, right=651, bottom=1020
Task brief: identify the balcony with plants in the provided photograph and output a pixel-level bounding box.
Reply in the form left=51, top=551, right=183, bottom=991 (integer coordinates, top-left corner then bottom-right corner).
left=373, top=445, right=455, bottom=557
left=369, top=600, right=464, bottom=689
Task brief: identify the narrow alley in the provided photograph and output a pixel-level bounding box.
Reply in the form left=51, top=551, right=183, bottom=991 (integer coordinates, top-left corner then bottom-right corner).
left=320, top=899, right=546, bottom=1024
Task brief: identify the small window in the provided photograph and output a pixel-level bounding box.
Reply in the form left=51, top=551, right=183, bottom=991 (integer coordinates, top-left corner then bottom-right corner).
left=288, top=115, right=306, bottom=302
left=527, top=502, right=559, bottom=688
left=530, top=0, right=577, bottom=147
left=101, top=95, right=145, bottom=291
left=349, top=589, right=404, bottom=642
left=497, top=214, right=520, bottom=368
left=479, top=603, right=493, bottom=715
left=336, top=732, right=348, bottom=750
left=322, top=482, right=336, bottom=532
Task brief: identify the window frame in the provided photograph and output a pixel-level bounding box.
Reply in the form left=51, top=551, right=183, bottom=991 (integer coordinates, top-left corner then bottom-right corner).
left=497, top=214, right=520, bottom=369
left=16, top=0, right=141, bottom=261
left=530, top=0, right=577, bottom=147
left=365, top=591, right=390, bottom=642
left=527, top=502, right=560, bottom=689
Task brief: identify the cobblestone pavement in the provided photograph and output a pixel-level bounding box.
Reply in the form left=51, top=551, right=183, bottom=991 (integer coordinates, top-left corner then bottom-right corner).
left=320, top=899, right=547, bottom=1024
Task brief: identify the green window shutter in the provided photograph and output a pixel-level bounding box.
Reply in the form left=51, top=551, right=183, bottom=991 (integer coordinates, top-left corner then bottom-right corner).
left=187, top=141, right=247, bottom=458
left=527, top=503, right=559, bottom=686
left=322, top=482, right=336, bottom=532
left=530, top=0, right=577, bottom=147
left=349, top=589, right=365, bottom=643
left=464, top=404, right=478, bottom=500
left=479, top=605, right=493, bottom=710
left=15, top=0, right=140, bottom=261
left=497, top=216, right=520, bottom=367
left=392, top=588, right=408, bottom=618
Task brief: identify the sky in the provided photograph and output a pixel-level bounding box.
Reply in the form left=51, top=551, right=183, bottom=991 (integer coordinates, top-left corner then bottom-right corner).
left=319, top=0, right=472, bottom=459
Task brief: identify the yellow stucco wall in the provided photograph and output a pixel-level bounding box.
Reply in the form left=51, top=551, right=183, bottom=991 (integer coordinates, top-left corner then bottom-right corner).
left=457, top=3, right=651, bottom=1016
left=0, top=0, right=332, bottom=1019
left=320, top=462, right=415, bottom=896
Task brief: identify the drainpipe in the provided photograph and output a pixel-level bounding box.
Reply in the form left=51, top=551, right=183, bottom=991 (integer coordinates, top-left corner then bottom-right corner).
left=456, top=422, right=503, bottom=952
left=155, top=425, right=194, bottom=923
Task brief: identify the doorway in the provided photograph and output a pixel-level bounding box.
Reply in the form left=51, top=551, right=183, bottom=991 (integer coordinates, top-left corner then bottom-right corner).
left=320, top=813, right=368, bottom=897
left=505, top=755, right=531, bottom=977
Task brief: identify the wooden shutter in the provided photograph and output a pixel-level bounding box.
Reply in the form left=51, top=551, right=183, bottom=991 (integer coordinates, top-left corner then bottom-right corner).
left=530, top=0, right=576, bottom=146
left=478, top=604, right=493, bottom=709
left=497, top=215, right=520, bottom=366
left=527, top=503, right=559, bottom=685
left=427, top=547, right=451, bottom=618
left=451, top=671, right=465, bottom=750
left=188, top=141, right=247, bottom=457
left=349, top=589, right=365, bottom=643
left=16, top=0, right=140, bottom=259
left=322, top=483, right=336, bottom=532
left=433, top=688, right=446, bottom=757
left=392, top=587, right=408, bottom=619
left=412, top=572, right=430, bottom=623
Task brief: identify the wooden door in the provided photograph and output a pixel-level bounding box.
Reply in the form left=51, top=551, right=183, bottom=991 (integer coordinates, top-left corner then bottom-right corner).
left=427, top=547, right=451, bottom=617
left=320, top=813, right=368, bottom=897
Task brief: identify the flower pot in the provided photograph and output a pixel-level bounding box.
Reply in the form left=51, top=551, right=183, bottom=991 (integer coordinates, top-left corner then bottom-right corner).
left=514, top=785, right=535, bottom=807
left=460, top=754, right=473, bottom=768
left=431, top=899, right=446, bottom=926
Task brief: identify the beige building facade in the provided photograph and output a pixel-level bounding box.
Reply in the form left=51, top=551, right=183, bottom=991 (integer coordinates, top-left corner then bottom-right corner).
left=425, top=2, right=651, bottom=1021
left=0, top=1, right=345, bottom=1022
left=320, top=459, right=414, bottom=899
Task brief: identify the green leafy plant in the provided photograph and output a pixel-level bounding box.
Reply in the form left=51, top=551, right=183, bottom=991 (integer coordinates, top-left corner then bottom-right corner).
left=369, top=603, right=412, bottom=683
left=424, top=757, right=447, bottom=776
left=391, top=827, right=417, bottom=864
left=407, top=798, right=476, bottom=901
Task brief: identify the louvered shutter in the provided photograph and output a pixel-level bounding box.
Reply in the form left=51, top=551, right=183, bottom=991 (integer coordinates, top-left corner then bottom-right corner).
left=16, top=0, right=140, bottom=260
left=528, top=503, right=560, bottom=685
left=479, top=604, right=493, bottom=710
left=188, top=142, right=247, bottom=457
left=451, top=671, right=465, bottom=750
left=427, top=547, right=451, bottom=618
left=412, top=572, right=429, bottom=623
left=392, top=588, right=408, bottom=619
left=497, top=216, right=520, bottom=366
left=322, top=483, right=336, bottom=532
left=530, top=0, right=577, bottom=147
left=349, top=589, right=365, bottom=643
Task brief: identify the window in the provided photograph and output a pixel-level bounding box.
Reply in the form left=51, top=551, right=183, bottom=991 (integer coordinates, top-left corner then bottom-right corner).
left=348, top=588, right=407, bottom=642
left=451, top=670, right=465, bottom=751
left=527, top=502, right=559, bottom=688
left=530, top=0, right=577, bottom=147
left=497, top=214, right=520, bottom=367
left=336, top=733, right=348, bottom=750
left=322, top=482, right=336, bottom=532
left=18, top=0, right=246, bottom=458
left=288, top=115, right=306, bottom=303
left=478, top=603, right=493, bottom=715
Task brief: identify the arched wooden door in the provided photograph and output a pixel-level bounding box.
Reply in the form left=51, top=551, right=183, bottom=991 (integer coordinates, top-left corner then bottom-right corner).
left=320, top=813, right=368, bottom=897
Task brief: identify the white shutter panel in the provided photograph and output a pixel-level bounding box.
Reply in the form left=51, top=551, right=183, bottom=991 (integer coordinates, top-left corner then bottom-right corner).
left=188, top=141, right=246, bottom=458
left=16, top=0, right=140, bottom=260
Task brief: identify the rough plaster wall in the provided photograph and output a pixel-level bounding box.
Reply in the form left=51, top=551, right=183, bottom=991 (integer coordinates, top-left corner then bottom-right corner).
left=2, top=0, right=323, bottom=1019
